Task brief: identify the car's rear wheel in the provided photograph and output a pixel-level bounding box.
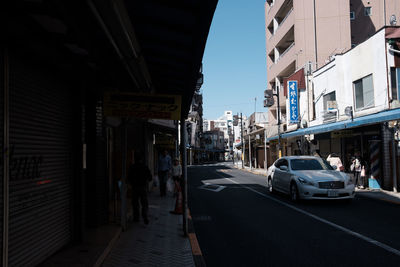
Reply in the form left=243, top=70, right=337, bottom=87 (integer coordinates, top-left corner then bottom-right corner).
left=267, top=177, right=274, bottom=193
left=290, top=182, right=299, bottom=202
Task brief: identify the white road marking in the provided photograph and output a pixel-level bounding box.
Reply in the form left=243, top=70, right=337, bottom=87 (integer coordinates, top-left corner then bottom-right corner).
left=198, top=182, right=226, bottom=192
left=225, top=177, right=400, bottom=257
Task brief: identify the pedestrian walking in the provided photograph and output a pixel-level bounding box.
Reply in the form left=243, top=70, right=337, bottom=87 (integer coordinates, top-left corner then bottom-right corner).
left=158, top=150, right=172, bottom=196
left=128, top=151, right=152, bottom=225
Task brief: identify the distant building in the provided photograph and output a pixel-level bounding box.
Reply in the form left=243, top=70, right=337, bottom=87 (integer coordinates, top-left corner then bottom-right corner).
left=203, top=130, right=225, bottom=161
left=204, top=111, right=234, bottom=159
left=186, top=69, right=204, bottom=164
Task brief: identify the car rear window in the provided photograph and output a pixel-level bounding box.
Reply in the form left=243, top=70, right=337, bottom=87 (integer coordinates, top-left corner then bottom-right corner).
left=291, top=159, right=333, bottom=171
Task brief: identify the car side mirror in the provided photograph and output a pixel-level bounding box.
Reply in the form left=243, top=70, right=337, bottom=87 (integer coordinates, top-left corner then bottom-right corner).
left=279, top=165, right=288, bottom=171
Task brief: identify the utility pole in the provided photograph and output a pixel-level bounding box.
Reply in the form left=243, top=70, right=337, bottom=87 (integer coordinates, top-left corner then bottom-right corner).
left=264, top=128, right=267, bottom=171
left=180, top=119, right=188, bottom=236
left=240, top=112, right=244, bottom=169
left=276, top=86, right=281, bottom=158
left=249, top=135, right=252, bottom=169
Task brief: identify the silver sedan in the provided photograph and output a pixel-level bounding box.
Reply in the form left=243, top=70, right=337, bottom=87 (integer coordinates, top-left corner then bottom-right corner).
left=267, top=156, right=355, bottom=201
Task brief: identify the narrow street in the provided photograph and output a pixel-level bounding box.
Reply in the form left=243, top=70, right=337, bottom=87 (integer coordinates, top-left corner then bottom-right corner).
left=188, top=163, right=400, bottom=267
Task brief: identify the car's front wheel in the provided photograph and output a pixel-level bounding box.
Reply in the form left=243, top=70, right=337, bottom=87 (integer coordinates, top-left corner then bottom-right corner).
left=290, top=182, right=299, bottom=202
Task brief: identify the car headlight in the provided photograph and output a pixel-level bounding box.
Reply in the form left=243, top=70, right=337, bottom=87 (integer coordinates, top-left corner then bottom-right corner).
left=340, top=173, right=353, bottom=185
left=296, top=177, right=315, bottom=186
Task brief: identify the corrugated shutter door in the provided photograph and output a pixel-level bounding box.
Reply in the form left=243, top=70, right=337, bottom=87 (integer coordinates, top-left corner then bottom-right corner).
left=8, top=58, right=73, bottom=266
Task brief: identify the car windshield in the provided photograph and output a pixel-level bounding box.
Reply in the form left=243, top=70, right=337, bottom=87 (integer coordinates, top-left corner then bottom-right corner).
left=290, top=158, right=334, bottom=171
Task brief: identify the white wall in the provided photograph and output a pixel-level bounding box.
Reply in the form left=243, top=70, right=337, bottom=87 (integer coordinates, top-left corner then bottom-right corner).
left=312, top=28, right=389, bottom=126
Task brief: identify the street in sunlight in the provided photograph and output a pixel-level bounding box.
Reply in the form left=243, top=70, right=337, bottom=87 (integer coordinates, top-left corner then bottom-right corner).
left=189, top=162, right=400, bottom=267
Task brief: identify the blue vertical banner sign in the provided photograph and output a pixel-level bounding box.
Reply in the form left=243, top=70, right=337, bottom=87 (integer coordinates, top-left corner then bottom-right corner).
left=288, top=80, right=298, bottom=123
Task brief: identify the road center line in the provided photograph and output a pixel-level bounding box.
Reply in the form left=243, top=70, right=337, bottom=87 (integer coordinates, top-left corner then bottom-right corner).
left=224, top=177, right=400, bottom=257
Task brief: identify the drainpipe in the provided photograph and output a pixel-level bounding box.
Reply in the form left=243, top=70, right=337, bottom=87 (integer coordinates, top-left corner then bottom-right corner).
left=385, top=42, right=391, bottom=109
left=384, top=0, right=387, bottom=26
left=392, top=139, right=398, bottom=192
left=313, top=0, right=318, bottom=69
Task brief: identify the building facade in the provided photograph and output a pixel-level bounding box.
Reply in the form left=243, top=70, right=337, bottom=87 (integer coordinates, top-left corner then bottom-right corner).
left=266, top=26, right=400, bottom=191
left=203, top=130, right=225, bottom=161
left=265, top=0, right=399, bottom=140
left=265, top=0, right=352, bottom=132
left=204, top=111, right=234, bottom=159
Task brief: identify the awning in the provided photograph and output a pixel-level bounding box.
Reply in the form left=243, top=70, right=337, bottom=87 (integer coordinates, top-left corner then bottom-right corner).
left=283, top=68, right=306, bottom=97
left=7, top=0, right=218, bottom=118
left=267, top=108, right=400, bottom=140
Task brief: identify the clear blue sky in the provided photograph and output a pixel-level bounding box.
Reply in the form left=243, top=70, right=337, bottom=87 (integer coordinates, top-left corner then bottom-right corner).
left=202, top=0, right=267, bottom=120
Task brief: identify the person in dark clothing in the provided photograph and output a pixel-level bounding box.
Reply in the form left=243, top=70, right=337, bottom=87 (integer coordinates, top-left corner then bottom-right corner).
left=128, top=152, right=152, bottom=224
left=158, top=150, right=172, bottom=196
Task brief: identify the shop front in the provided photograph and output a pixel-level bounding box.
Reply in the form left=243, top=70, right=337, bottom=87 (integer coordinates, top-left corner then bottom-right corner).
left=2, top=52, right=81, bottom=266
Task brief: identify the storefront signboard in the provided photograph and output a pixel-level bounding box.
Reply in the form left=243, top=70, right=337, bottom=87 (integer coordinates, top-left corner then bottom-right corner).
left=288, top=81, right=298, bottom=123
left=104, top=92, right=181, bottom=120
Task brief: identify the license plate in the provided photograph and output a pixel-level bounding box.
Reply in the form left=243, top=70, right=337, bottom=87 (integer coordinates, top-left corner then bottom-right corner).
left=328, top=190, right=338, bottom=197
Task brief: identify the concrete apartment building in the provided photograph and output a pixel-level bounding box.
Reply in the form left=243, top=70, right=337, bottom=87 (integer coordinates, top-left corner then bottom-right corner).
left=350, top=0, right=400, bottom=45
left=265, top=0, right=400, bottom=130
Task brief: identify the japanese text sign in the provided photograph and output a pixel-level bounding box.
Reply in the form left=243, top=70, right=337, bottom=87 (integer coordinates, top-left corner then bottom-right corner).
left=288, top=81, right=298, bottom=123
left=104, top=92, right=181, bottom=120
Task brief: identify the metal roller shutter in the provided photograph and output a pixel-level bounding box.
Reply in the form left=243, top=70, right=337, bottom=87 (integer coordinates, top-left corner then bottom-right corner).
left=8, top=58, right=73, bottom=266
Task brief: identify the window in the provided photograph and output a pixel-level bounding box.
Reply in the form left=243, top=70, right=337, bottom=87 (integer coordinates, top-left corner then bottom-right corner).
left=275, top=159, right=288, bottom=168
left=364, top=7, right=372, bottom=16
left=323, top=91, right=336, bottom=111
left=290, top=159, right=333, bottom=171
left=354, top=74, right=374, bottom=110
left=350, top=11, right=355, bottom=20
left=390, top=68, right=400, bottom=100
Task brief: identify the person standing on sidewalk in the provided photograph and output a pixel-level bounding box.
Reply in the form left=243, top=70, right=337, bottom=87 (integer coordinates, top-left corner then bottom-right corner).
left=158, top=150, right=172, bottom=196
left=351, top=153, right=363, bottom=188
left=171, top=158, right=183, bottom=191
left=128, top=151, right=152, bottom=224
left=170, top=158, right=183, bottom=214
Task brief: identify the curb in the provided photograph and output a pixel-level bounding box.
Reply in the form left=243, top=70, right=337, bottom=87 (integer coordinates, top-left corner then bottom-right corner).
left=94, top=227, right=122, bottom=267
left=187, top=210, right=206, bottom=267
left=234, top=165, right=268, bottom=176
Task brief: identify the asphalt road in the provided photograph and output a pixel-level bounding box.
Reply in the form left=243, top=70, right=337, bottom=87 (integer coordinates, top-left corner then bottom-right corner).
left=188, top=162, right=400, bottom=267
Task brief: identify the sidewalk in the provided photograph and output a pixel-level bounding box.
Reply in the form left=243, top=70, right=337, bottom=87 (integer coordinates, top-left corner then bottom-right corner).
left=356, top=188, right=400, bottom=204
left=102, top=190, right=197, bottom=267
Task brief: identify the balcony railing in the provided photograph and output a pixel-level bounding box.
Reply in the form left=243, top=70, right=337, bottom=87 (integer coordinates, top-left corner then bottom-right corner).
left=276, top=7, right=293, bottom=32
left=276, top=42, right=294, bottom=63
left=268, top=7, right=293, bottom=39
